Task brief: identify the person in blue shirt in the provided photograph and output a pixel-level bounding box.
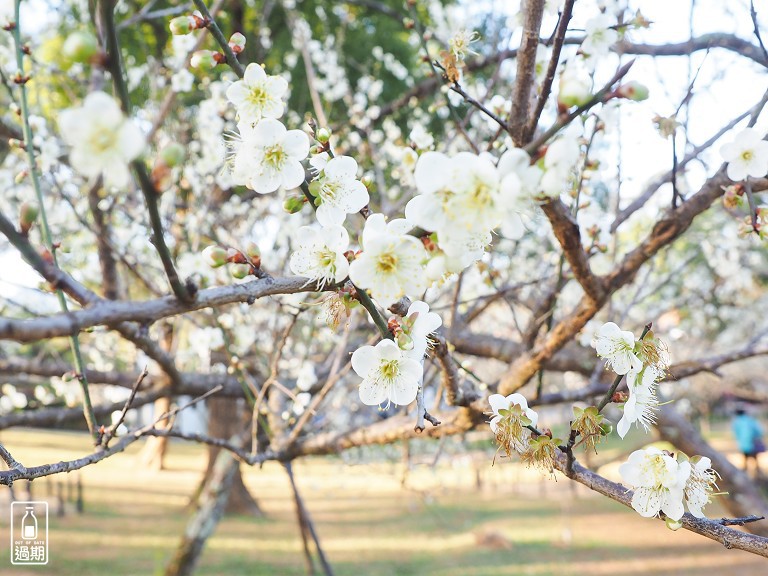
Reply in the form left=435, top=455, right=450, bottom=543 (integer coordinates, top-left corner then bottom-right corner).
left=732, top=408, right=764, bottom=478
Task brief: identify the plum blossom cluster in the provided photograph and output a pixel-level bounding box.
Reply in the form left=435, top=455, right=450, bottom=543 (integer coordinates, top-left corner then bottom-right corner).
left=351, top=301, right=441, bottom=407
left=619, top=447, right=718, bottom=522
left=591, top=322, right=668, bottom=438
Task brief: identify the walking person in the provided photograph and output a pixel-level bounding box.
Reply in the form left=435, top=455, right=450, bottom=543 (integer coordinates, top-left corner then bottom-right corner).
left=732, top=407, right=765, bottom=478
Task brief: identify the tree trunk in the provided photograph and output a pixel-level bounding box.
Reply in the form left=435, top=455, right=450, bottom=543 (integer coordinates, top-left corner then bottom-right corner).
left=138, top=396, right=171, bottom=470
left=164, top=438, right=240, bottom=576
left=198, top=397, right=262, bottom=516
left=657, top=404, right=768, bottom=536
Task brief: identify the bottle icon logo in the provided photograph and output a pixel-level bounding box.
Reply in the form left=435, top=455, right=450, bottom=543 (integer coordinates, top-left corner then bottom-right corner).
left=21, top=506, right=37, bottom=540
left=10, top=501, right=48, bottom=565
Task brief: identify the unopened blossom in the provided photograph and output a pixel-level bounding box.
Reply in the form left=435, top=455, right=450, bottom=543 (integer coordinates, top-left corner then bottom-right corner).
left=348, top=215, right=427, bottom=308
left=619, top=447, right=691, bottom=521
left=683, top=456, right=718, bottom=518
left=400, top=300, right=442, bottom=360
left=58, top=92, right=145, bottom=188
left=229, top=118, right=309, bottom=193
left=308, top=155, right=369, bottom=226
left=591, top=322, right=641, bottom=375
left=226, top=63, right=288, bottom=125
left=289, top=225, right=350, bottom=288
left=488, top=393, right=538, bottom=455
left=719, top=128, right=768, bottom=181
left=352, top=339, right=422, bottom=406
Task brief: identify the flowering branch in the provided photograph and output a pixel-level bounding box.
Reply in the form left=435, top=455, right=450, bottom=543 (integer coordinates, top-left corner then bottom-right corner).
left=99, top=0, right=195, bottom=303
left=191, top=0, right=245, bottom=77
left=11, top=0, right=98, bottom=441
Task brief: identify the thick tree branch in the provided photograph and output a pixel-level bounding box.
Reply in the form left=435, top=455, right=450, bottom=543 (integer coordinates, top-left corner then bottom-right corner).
left=0, top=276, right=326, bottom=342
left=509, top=0, right=546, bottom=145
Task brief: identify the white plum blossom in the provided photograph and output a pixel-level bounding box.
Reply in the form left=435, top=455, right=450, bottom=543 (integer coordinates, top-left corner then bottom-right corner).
left=619, top=447, right=691, bottom=521
left=406, top=152, right=524, bottom=255
left=171, top=69, right=195, bottom=93
left=348, top=215, right=427, bottom=308
left=289, top=225, right=350, bottom=288
left=591, top=322, right=641, bottom=375
left=309, top=155, right=369, bottom=226
left=617, top=365, right=661, bottom=438
left=683, top=456, right=718, bottom=518
left=58, top=91, right=145, bottom=188
left=352, top=339, right=422, bottom=406
left=409, top=124, right=434, bottom=150
left=719, top=128, right=768, bottom=181
left=401, top=300, right=442, bottom=360
left=581, top=13, right=618, bottom=57
left=229, top=118, right=309, bottom=193
left=226, top=62, right=288, bottom=125
left=540, top=120, right=583, bottom=197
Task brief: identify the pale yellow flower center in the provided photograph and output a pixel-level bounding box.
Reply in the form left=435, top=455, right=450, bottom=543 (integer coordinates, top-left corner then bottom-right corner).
left=376, top=252, right=398, bottom=273
left=741, top=150, right=754, bottom=162
left=380, top=359, right=399, bottom=380
left=247, top=84, right=270, bottom=108
left=264, top=144, right=287, bottom=170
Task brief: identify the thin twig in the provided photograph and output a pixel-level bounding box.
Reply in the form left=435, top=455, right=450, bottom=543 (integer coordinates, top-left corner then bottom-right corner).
left=101, top=367, right=149, bottom=447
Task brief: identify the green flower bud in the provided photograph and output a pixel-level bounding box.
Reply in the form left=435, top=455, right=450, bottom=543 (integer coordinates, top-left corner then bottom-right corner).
left=169, top=15, right=197, bottom=35
left=617, top=81, right=649, bottom=102
left=62, top=31, right=99, bottom=65
left=190, top=50, right=217, bottom=72
left=159, top=143, right=186, bottom=168
left=245, top=242, right=260, bottom=261
left=665, top=517, right=683, bottom=531
left=202, top=245, right=228, bottom=268
left=230, top=263, right=251, bottom=279
left=283, top=196, right=306, bottom=214
left=396, top=331, right=414, bottom=351
left=316, top=127, right=331, bottom=143
left=228, top=32, right=246, bottom=53
left=19, top=201, right=38, bottom=234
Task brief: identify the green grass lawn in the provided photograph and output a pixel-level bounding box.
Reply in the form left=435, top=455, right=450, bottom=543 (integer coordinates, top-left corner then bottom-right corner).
left=0, top=427, right=765, bottom=575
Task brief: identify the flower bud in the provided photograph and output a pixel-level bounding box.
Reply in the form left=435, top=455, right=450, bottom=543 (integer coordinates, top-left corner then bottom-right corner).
left=228, top=32, right=246, bottom=54
left=283, top=196, right=306, bottom=214
left=169, top=15, right=197, bottom=35
left=245, top=242, right=260, bottom=261
left=159, top=143, right=186, bottom=167
left=665, top=517, right=683, bottom=531
left=316, top=127, right=331, bottom=143
left=202, top=245, right=228, bottom=268
left=14, top=170, right=28, bottom=184
left=616, top=81, right=649, bottom=102
left=361, top=174, right=374, bottom=189
left=230, top=263, right=251, bottom=279
left=558, top=75, right=592, bottom=108
left=396, top=331, right=414, bottom=351
left=62, top=31, right=99, bottom=65
left=190, top=50, right=217, bottom=71
left=19, top=201, right=38, bottom=235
